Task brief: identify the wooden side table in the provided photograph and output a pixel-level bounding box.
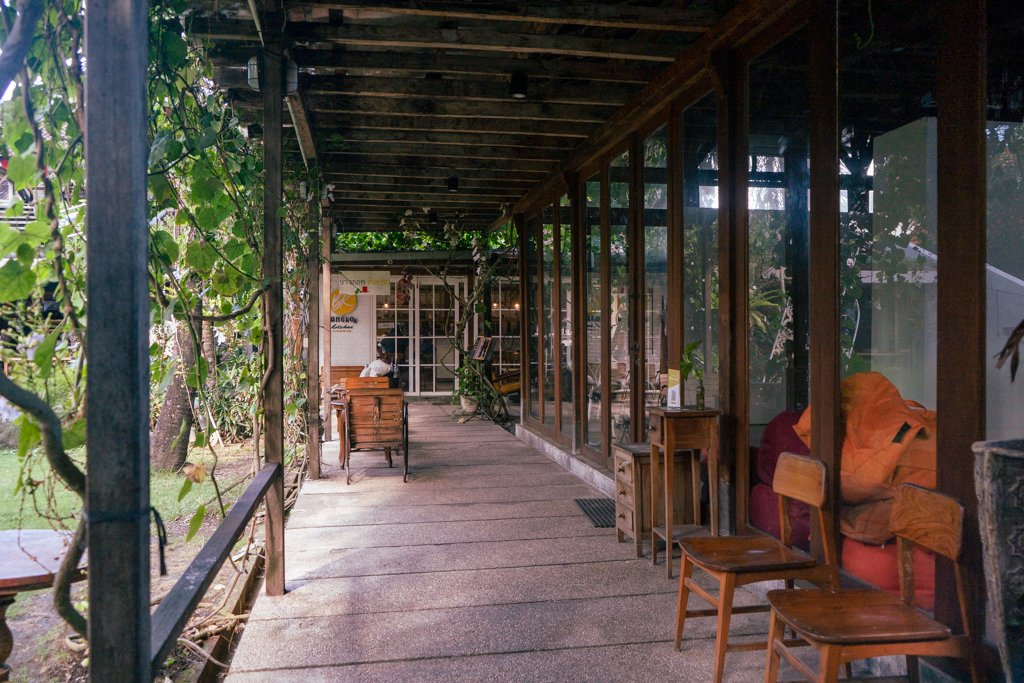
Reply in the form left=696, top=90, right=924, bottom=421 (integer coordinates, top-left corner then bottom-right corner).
left=612, top=442, right=698, bottom=558
left=647, top=407, right=721, bottom=578
left=0, top=530, right=86, bottom=682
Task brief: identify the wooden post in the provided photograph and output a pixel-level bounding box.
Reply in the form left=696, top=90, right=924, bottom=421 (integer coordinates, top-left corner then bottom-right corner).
left=807, top=0, right=842, bottom=559
left=262, top=45, right=286, bottom=597
left=307, top=195, right=321, bottom=479
left=935, top=0, right=986, bottom=638
left=599, top=164, right=612, bottom=468
left=84, top=0, right=151, bottom=678
left=322, top=218, right=333, bottom=441
left=711, top=51, right=748, bottom=536
left=564, top=171, right=584, bottom=452
left=667, top=100, right=685, bottom=372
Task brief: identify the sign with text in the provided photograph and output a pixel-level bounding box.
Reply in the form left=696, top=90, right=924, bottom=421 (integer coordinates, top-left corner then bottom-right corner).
left=335, top=271, right=391, bottom=296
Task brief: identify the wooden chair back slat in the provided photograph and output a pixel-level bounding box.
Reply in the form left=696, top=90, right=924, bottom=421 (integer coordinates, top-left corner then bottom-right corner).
left=344, top=388, right=406, bottom=451
left=889, top=484, right=964, bottom=560
left=773, top=452, right=827, bottom=508
left=329, top=365, right=364, bottom=386
left=337, top=376, right=390, bottom=393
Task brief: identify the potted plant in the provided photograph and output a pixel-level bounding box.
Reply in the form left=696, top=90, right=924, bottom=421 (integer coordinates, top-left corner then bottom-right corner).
left=679, top=340, right=705, bottom=410
left=974, top=318, right=1024, bottom=683
left=453, top=361, right=484, bottom=414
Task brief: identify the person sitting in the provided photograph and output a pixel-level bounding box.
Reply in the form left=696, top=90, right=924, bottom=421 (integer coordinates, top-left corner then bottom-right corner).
left=360, top=354, right=392, bottom=378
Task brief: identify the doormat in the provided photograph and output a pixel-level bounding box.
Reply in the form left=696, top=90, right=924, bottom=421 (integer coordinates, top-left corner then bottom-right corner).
left=574, top=498, right=616, bottom=528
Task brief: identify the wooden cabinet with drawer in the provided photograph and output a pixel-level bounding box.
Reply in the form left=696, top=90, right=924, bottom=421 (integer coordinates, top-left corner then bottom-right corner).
left=612, top=442, right=697, bottom=558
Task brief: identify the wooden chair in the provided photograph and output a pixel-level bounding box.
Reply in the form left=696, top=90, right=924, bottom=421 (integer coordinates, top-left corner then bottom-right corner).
left=339, top=387, right=409, bottom=485
left=327, top=365, right=364, bottom=390
left=765, top=484, right=982, bottom=683
left=332, top=376, right=389, bottom=433
left=674, top=452, right=841, bottom=683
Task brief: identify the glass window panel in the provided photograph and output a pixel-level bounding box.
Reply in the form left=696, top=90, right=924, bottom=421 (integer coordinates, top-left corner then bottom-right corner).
left=748, top=28, right=810, bottom=453
left=526, top=216, right=540, bottom=420
left=585, top=173, right=603, bottom=450
left=684, top=92, right=719, bottom=410
left=419, top=285, right=433, bottom=309
left=644, top=125, right=669, bottom=432
left=419, top=309, right=434, bottom=337
left=419, top=366, right=434, bottom=392
left=559, top=195, right=574, bottom=438
left=986, top=2, right=1024, bottom=441
left=610, top=151, right=631, bottom=444
left=838, top=0, right=937, bottom=593
left=542, top=205, right=556, bottom=428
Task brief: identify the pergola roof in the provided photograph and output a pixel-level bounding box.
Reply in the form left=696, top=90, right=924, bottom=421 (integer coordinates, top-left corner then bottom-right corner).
left=193, top=1, right=726, bottom=232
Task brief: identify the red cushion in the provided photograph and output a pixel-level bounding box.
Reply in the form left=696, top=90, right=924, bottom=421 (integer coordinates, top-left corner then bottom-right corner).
left=749, top=482, right=811, bottom=551
left=757, top=410, right=811, bottom=486
left=841, top=537, right=935, bottom=611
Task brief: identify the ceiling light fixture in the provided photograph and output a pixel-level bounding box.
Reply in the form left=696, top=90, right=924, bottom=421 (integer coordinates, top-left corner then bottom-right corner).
left=447, top=176, right=459, bottom=193
left=510, top=72, right=528, bottom=99
left=428, top=210, right=438, bottom=224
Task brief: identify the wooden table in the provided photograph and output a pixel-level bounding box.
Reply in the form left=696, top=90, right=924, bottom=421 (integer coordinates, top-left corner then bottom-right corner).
left=0, top=530, right=86, bottom=682
left=647, top=407, right=721, bottom=578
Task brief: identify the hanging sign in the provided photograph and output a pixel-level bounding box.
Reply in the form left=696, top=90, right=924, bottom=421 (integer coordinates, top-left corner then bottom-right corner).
left=335, top=271, right=391, bottom=295
left=330, top=275, right=362, bottom=332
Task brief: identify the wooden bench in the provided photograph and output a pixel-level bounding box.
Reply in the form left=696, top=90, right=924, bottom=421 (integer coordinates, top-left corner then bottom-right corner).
left=338, top=387, right=409, bottom=485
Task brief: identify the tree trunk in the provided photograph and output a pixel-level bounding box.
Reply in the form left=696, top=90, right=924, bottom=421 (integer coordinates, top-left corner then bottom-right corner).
left=151, top=317, right=198, bottom=470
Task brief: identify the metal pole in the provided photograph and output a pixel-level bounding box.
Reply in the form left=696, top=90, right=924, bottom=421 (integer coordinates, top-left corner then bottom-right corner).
left=262, top=45, right=286, bottom=597
left=84, top=0, right=151, bottom=677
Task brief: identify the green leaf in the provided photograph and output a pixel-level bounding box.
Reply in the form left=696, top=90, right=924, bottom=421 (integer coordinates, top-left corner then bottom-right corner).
left=193, top=429, right=208, bottom=448
left=23, top=220, right=50, bottom=244
left=185, top=241, right=217, bottom=273
left=212, top=269, right=243, bottom=297
left=148, top=135, right=171, bottom=169
left=223, top=238, right=246, bottom=260
left=149, top=174, right=175, bottom=206
left=63, top=418, right=86, bottom=450
left=33, top=326, right=60, bottom=378
left=186, top=505, right=207, bottom=542
left=152, top=230, right=179, bottom=264
left=0, top=259, right=37, bottom=302
left=157, top=357, right=179, bottom=393
left=178, top=478, right=193, bottom=502
left=276, top=207, right=288, bottom=218
left=17, top=417, right=40, bottom=459
left=185, top=357, right=208, bottom=389
left=15, top=242, right=34, bottom=266
left=196, top=126, right=217, bottom=150
left=6, top=154, right=37, bottom=189
left=5, top=201, right=24, bottom=217
left=196, top=206, right=219, bottom=230
left=163, top=32, right=188, bottom=68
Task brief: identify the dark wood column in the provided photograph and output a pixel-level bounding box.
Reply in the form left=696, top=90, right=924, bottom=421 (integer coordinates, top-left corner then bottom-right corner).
left=712, top=51, right=748, bottom=536
left=85, top=0, right=151, bottom=677
left=807, top=0, right=842, bottom=559
left=306, top=196, right=321, bottom=479
left=667, top=100, right=685, bottom=371
left=322, top=218, right=333, bottom=441
left=514, top=212, right=528, bottom=422
left=262, top=45, right=286, bottom=597
left=935, top=0, right=986, bottom=639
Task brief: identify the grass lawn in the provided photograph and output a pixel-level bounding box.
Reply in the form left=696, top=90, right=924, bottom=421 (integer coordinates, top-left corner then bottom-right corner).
left=0, top=444, right=253, bottom=531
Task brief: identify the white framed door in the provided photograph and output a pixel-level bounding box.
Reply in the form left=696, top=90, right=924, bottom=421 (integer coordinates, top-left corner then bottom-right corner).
left=412, top=277, right=467, bottom=395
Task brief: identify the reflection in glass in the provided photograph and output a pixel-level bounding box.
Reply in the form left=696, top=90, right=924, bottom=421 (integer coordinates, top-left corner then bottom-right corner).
left=683, top=93, right=719, bottom=409
left=542, top=205, right=556, bottom=428
left=526, top=216, right=540, bottom=420
left=748, top=29, right=810, bottom=448
left=610, top=151, right=630, bottom=443
left=559, top=195, right=574, bottom=438
left=643, top=126, right=669, bottom=434
left=584, top=173, right=603, bottom=452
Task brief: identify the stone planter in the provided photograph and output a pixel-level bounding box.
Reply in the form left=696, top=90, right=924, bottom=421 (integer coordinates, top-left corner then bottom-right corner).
left=974, top=438, right=1024, bottom=683
left=460, top=396, right=479, bottom=414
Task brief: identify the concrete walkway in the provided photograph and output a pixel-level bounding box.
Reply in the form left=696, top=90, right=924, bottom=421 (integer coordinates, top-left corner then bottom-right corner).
left=225, top=403, right=772, bottom=682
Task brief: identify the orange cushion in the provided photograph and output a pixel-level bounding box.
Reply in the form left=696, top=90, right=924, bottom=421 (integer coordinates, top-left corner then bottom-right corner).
left=841, top=537, right=935, bottom=611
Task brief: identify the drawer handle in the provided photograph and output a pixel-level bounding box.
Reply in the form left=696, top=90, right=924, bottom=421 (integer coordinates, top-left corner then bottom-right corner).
left=618, top=513, right=625, bottom=519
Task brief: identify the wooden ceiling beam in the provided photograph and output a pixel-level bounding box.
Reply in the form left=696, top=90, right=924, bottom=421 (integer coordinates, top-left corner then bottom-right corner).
left=210, top=46, right=666, bottom=83
left=317, top=153, right=553, bottom=173
left=325, top=175, right=536, bottom=191
left=318, top=128, right=575, bottom=150
left=193, top=20, right=686, bottom=62
left=309, top=140, right=564, bottom=162
left=214, top=70, right=640, bottom=107
left=319, top=163, right=544, bottom=181
left=310, top=113, right=591, bottom=138
left=285, top=1, right=719, bottom=32
left=285, top=88, right=317, bottom=165
left=330, top=183, right=526, bottom=198
left=331, top=189, right=521, bottom=202
left=230, top=90, right=616, bottom=123
left=334, top=199, right=506, bottom=211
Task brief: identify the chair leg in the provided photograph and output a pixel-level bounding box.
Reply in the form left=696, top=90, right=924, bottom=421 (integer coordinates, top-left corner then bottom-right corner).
left=712, top=572, right=736, bottom=683
left=765, top=609, right=783, bottom=683
left=403, top=444, right=408, bottom=483
left=674, top=556, right=694, bottom=651
left=345, top=444, right=351, bottom=485
left=905, top=655, right=919, bottom=683
left=819, top=644, right=843, bottom=683
left=385, top=448, right=393, bottom=467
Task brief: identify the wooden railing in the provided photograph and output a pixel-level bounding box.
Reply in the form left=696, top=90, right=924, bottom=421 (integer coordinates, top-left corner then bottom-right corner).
left=149, top=463, right=281, bottom=667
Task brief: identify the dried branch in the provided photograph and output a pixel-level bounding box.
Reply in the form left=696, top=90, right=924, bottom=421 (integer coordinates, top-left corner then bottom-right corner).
left=0, top=0, right=44, bottom=99
left=996, top=317, right=1024, bottom=382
